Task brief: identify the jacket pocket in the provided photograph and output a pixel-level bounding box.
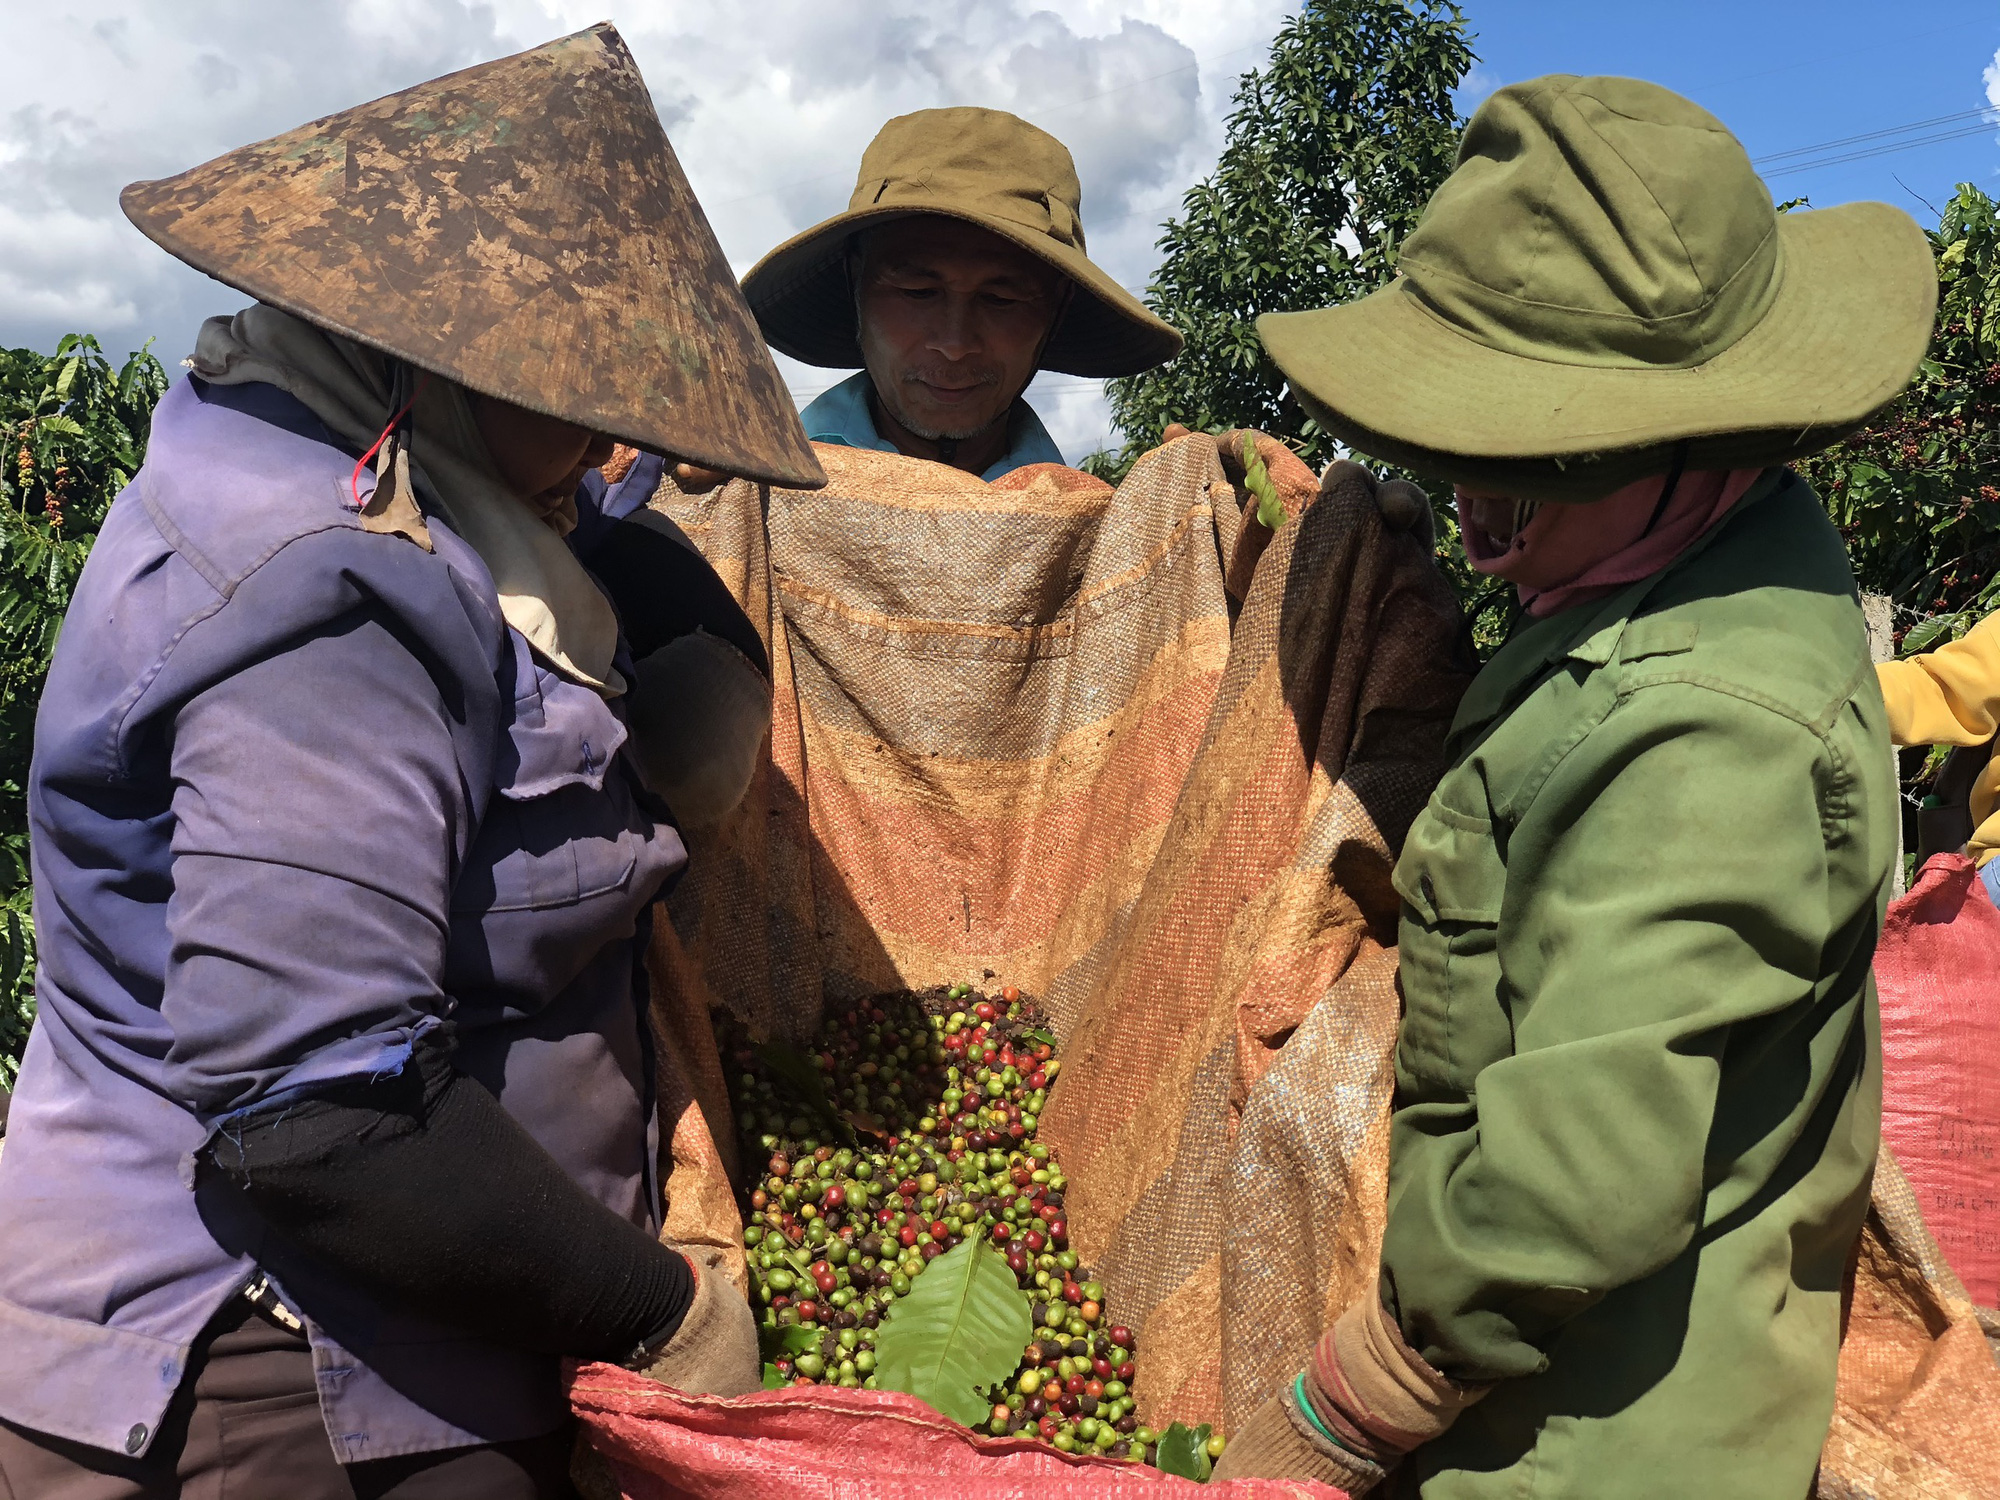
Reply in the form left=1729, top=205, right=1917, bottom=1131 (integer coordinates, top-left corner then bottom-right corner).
left=1393, top=795, right=1509, bottom=1095
left=445, top=660, right=681, bottom=1011
left=458, top=788, right=642, bottom=914
left=454, top=665, right=646, bottom=916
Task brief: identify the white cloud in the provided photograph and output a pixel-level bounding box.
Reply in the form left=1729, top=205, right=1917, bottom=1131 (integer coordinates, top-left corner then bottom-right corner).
left=1986, top=45, right=2000, bottom=114
left=0, top=0, right=1296, bottom=459
left=1453, top=64, right=1502, bottom=119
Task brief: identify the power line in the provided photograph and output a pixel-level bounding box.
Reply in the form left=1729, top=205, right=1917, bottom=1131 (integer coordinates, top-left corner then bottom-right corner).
left=1752, top=106, right=1996, bottom=165
left=1761, top=118, right=1999, bottom=181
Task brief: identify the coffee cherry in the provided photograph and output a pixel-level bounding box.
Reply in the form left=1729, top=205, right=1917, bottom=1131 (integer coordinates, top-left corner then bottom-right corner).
left=727, top=985, right=1165, bottom=1468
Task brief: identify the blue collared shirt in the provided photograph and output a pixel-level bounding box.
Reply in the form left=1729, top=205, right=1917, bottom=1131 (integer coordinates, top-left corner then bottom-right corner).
left=798, top=371, right=1065, bottom=480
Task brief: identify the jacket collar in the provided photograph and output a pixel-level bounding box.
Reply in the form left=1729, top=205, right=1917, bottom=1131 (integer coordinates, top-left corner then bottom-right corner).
left=797, top=371, right=1066, bottom=481
left=1447, top=468, right=1790, bottom=749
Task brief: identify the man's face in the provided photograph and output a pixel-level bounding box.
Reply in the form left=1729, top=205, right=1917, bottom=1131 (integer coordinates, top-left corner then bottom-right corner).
left=854, top=218, right=1065, bottom=443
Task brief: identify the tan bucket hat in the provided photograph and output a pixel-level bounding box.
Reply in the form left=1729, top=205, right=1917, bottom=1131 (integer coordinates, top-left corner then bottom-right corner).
left=1258, top=75, right=1938, bottom=502
left=120, top=24, right=824, bottom=491
left=742, top=107, right=1183, bottom=379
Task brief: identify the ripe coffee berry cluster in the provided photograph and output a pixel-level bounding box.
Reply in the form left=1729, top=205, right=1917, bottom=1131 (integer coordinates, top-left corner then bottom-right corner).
left=725, top=984, right=1178, bottom=1466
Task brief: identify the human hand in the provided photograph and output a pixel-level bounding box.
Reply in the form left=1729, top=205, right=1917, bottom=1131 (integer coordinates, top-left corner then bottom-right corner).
left=671, top=461, right=732, bottom=493
left=630, top=1244, right=761, bottom=1397
left=1219, top=1291, right=1489, bottom=1488
left=1318, top=459, right=1436, bottom=549
left=1210, top=1386, right=1390, bottom=1493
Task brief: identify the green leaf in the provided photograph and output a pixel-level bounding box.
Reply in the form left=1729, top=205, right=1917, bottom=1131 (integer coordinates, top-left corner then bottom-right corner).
left=872, top=1236, right=1032, bottom=1428
left=1156, top=1421, right=1216, bottom=1481
left=758, top=1322, right=821, bottom=1363
left=1900, top=614, right=1962, bottom=654
left=36, top=415, right=84, bottom=438
left=1018, top=1027, right=1057, bottom=1049
left=1242, top=431, right=1286, bottom=529
left=754, top=1039, right=856, bottom=1145
left=762, top=1362, right=787, bottom=1390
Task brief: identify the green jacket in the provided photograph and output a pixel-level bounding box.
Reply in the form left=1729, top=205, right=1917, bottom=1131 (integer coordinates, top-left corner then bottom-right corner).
left=1384, top=471, right=1891, bottom=1500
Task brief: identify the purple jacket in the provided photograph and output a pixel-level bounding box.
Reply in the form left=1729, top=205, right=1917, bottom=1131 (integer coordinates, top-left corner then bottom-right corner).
left=0, top=377, right=684, bottom=1462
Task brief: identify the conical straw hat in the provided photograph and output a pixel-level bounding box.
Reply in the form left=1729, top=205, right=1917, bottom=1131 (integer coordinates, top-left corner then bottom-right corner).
left=121, top=24, right=824, bottom=491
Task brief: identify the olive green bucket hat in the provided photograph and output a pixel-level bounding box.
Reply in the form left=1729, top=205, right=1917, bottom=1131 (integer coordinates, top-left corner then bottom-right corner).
left=742, top=107, right=1183, bottom=379
left=1257, top=75, right=1938, bottom=502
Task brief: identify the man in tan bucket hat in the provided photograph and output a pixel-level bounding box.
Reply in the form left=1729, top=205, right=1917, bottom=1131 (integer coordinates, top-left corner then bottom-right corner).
left=1216, top=75, right=1935, bottom=1498
left=743, top=107, right=1183, bottom=480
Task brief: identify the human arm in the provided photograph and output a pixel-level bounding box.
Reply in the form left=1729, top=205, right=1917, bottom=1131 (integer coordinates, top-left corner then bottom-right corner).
left=1876, top=608, right=2000, bottom=747
left=1382, top=683, right=1842, bottom=1379
left=164, top=560, right=746, bottom=1382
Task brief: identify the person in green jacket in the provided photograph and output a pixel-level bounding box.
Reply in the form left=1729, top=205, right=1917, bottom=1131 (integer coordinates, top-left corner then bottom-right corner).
left=1213, top=76, right=1936, bottom=1498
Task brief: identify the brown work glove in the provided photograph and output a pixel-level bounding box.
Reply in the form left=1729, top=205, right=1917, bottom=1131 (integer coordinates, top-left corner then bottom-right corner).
left=630, top=1243, right=761, bottom=1396
left=1216, top=1289, right=1489, bottom=1493
left=1159, top=425, right=1436, bottom=545
left=1318, top=458, right=1436, bottom=549
left=1212, top=1384, right=1390, bottom=1495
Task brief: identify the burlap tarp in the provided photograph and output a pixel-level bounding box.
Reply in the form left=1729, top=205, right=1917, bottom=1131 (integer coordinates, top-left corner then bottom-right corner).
left=630, top=435, right=1997, bottom=1489
left=641, top=433, right=1466, bottom=1436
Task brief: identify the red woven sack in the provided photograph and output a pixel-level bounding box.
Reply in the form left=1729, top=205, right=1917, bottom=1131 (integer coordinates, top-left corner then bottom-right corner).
left=568, top=1365, right=1345, bottom=1500
left=1872, top=852, right=2000, bottom=1307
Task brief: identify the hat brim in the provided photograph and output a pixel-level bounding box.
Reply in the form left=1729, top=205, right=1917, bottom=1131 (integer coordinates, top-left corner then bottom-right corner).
left=1258, top=202, right=1937, bottom=502
left=742, top=205, right=1183, bottom=379
left=120, top=25, right=826, bottom=492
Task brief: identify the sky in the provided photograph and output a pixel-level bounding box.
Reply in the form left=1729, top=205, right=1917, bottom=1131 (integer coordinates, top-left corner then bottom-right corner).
left=1, top=0, right=1996, bottom=462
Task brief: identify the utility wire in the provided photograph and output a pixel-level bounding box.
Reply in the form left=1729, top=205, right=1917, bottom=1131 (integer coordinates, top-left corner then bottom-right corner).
left=1768, top=122, right=2000, bottom=181
left=1753, top=106, right=1998, bottom=180
left=1753, top=106, right=1996, bottom=164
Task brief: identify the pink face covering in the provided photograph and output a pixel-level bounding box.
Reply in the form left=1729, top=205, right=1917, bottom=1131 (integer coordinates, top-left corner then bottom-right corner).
left=1458, top=468, right=1765, bottom=618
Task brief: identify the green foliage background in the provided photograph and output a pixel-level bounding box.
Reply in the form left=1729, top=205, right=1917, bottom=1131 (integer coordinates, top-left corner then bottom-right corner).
left=1103, top=0, right=1473, bottom=470
left=1798, top=183, right=2000, bottom=654
left=0, top=337, right=168, bottom=1084
left=1085, top=0, right=1493, bottom=609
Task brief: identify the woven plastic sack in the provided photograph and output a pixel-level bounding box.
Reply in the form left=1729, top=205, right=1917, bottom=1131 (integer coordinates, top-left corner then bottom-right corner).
left=568, top=1363, right=1345, bottom=1499
left=1818, top=1152, right=2000, bottom=1499
left=1869, top=853, right=2000, bottom=1307
left=611, top=438, right=1998, bottom=1493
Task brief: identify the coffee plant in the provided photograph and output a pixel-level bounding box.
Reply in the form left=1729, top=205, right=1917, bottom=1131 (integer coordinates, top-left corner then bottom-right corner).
left=1799, top=183, right=2000, bottom=656
left=0, top=336, right=168, bottom=1084
left=1104, top=0, right=1471, bottom=468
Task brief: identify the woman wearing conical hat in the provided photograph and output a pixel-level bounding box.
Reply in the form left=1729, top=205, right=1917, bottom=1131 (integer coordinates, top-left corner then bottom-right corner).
left=1215, top=77, right=1934, bottom=1497
left=0, top=28, right=817, bottom=1497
